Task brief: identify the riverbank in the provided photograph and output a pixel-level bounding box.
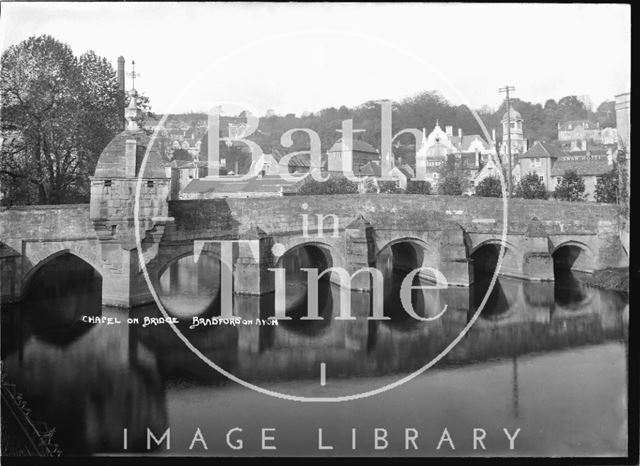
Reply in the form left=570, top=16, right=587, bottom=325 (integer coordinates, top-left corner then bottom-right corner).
left=583, top=267, right=629, bottom=292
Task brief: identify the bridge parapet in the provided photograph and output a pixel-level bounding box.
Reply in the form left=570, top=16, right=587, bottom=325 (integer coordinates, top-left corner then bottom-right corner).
left=0, top=195, right=626, bottom=307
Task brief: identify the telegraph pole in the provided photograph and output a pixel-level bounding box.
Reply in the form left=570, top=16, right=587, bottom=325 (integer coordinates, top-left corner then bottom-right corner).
left=499, top=85, right=515, bottom=197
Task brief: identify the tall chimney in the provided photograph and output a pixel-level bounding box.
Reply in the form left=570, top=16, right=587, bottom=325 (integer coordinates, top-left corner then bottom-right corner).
left=458, top=128, right=462, bottom=140
left=117, top=56, right=126, bottom=130
left=492, top=128, right=496, bottom=142
left=445, top=125, right=453, bottom=137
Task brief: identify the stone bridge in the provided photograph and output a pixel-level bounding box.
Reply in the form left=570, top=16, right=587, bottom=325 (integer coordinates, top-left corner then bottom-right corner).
left=0, top=195, right=627, bottom=308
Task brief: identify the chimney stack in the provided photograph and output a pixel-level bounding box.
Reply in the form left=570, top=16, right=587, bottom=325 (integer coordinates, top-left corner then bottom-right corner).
left=458, top=128, right=462, bottom=140
left=117, top=56, right=125, bottom=130
left=492, top=128, right=496, bottom=142
left=445, top=125, right=453, bottom=137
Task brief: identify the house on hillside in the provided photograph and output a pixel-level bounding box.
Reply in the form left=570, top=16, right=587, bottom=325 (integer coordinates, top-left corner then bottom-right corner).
left=515, top=141, right=565, bottom=190
left=327, top=138, right=380, bottom=175
left=550, top=151, right=614, bottom=200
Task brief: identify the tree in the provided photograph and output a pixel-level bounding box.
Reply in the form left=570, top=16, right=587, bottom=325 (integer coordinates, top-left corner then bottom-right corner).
left=437, top=176, right=463, bottom=195
left=514, top=173, right=548, bottom=199
left=437, top=154, right=464, bottom=195
left=595, top=100, right=616, bottom=128
left=595, top=166, right=619, bottom=204
left=557, top=96, right=590, bottom=122
left=553, top=170, right=586, bottom=201
left=474, top=176, right=502, bottom=197
left=378, top=181, right=401, bottom=194
left=1, top=35, right=124, bottom=205
left=405, top=180, right=432, bottom=194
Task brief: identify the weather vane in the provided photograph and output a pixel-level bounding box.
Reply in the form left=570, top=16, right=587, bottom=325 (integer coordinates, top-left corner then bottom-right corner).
left=128, top=60, right=140, bottom=91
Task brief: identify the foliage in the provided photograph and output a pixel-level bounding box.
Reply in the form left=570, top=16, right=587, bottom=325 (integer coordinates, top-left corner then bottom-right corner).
left=378, top=181, right=402, bottom=194
left=297, top=175, right=359, bottom=195
left=474, top=176, right=502, bottom=197
left=187, top=91, right=605, bottom=164
left=0, top=35, right=125, bottom=205
left=436, top=153, right=464, bottom=195
left=553, top=170, right=586, bottom=202
left=360, top=177, right=378, bottom=194
left=437, top=176, right=463, bottom=195
left=616, top=148, right=629, bottom=218
left=514, top=173, right=548, bottom=199
left=595, top=166, right=619, bottom=204
left=595, top=100, right=616, bottom=128
left=405, top=180, right=432, bottom=194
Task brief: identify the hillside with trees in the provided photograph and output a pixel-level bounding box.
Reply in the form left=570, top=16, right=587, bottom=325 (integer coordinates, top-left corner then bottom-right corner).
left=185, top=91, right=617, bottom=171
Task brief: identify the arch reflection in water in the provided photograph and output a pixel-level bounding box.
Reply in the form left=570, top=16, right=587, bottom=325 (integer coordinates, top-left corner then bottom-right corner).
left=553, top=243, right=594, bottom=274
left=2, top=254, right=167, bottom=454
left=469, top=243, right=522, bottom=322
left=374, top=240, right=451, bottom=330
left=276, top=244, right=334, bottom=335
left=23, top=252, right=102, bottom=346
left=158, top=252, right=224, bottom=318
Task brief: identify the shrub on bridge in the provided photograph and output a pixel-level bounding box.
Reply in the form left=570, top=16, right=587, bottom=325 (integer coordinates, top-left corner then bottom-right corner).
left=514, top=173, right=548, bottom=200
left=595, top=166, right=619, bottom=204
left=405, top=180, right=432, bottom=195
left=297, top=175, right=359, bottom=195
left=437, top=175, right=464, bottom=196
left=378, top=181, right=402, bottom=194
left=474, top=176, right=502, bottom=197
left=553, top=170, right=586, bottom=202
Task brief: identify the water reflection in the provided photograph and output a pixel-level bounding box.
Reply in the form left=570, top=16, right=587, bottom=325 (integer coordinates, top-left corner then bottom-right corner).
left=0, top=249, right=628, bottom=456
left=157, top=252, right=223, bottom=318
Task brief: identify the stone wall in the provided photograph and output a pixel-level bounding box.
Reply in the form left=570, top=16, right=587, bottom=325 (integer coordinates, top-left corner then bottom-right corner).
left=169, top=194, right=620, bottom=237
left=0, top=205, right=100, bottom=302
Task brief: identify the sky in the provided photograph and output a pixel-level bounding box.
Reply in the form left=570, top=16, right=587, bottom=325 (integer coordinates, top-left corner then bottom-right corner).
left=0, top=2, right=630, bottom=116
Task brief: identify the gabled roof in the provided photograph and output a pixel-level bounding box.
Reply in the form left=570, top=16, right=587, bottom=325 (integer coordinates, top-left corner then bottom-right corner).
left=398, top=163, right=415, bottom=178
left=328, top=138, right=379, bottom=154
left=519, top=141, right=566, bottom=160
left=558, top=120, right=599, bottom=131
left=280, top=152, right=327, bottom=169
left=357, top=161, right=381, bottom=177
left=550, top=157, right=612, bottom=177
left=450, top=134, right=492, bottom=152
left=181, top=175, right=305, bottom=194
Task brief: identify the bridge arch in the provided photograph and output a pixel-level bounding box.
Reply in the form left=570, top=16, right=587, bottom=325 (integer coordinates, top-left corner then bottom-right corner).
left=551, top=240, right=595, bottom=273
left=375, top=236, right=439, bottom=273
left=469, top=239, right=523, bottom=277
left=156, top=247, right=228, bottom=279
left=272, top=241, right=336, bottom=322
left=22, top=249, right=103, bottom=295
left=275, top=241, right=335, bottom=276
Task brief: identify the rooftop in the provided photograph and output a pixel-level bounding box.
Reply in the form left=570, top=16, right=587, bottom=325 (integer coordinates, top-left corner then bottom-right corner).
left=550, top=156, right=612, bottom=177
left=519, top=141, right=566, bottom=160
left=93, top=130, right=167, bottom=178
left=181, top=174, right=305, bottom=195
left=328, top=138, right=379, bottom=154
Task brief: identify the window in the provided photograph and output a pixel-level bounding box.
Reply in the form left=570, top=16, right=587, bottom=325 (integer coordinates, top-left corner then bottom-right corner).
left=104, top=180, right=112, bottom=187
left=147, top=181, right=154, bottom=188
left=433, top=173, right=439, bottom=179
